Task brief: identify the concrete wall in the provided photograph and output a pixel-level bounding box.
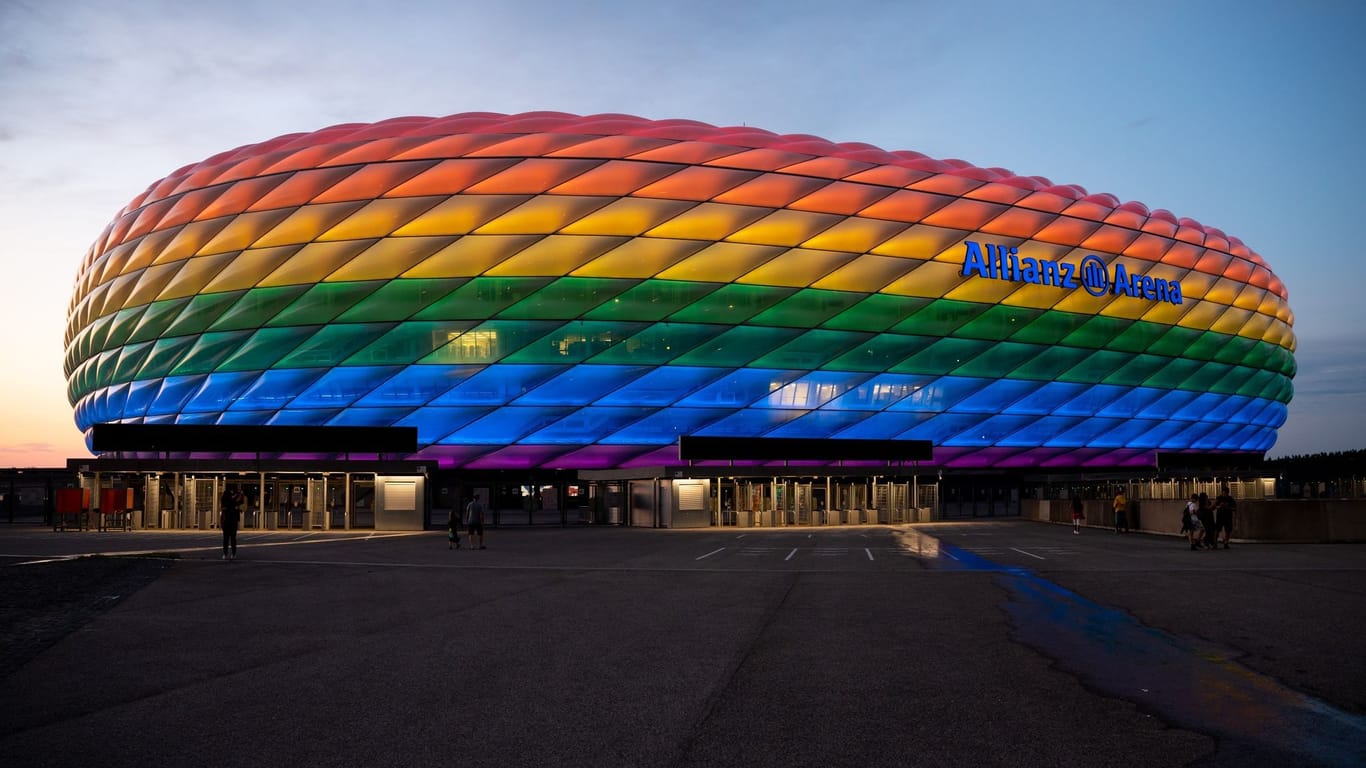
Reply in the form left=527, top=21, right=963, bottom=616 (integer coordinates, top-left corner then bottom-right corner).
left=1025, top=498, right=1366, bottom=543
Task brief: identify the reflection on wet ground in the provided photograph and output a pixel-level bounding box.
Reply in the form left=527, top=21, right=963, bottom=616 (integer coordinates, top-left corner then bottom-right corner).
left=900, top=529, right=1366, bottom=767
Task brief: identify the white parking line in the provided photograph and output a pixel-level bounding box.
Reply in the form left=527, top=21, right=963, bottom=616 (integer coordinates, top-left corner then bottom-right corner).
left=696, top=547, right=725, bottom=561
left=865, top=548, right=874, bottom=561
left=785, top=548, right=797, bottom=561
left=1010, top=547, right=1046, bottom=560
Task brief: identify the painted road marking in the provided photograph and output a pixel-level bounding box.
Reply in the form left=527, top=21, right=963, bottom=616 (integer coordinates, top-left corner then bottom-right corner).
left=785, top=548, right=797, bottom=561
left=865, top=548, right=874, bottom=561
left=696, top=547, right=725, bottom=560
left=1010, top=547, right=1047, bottom=560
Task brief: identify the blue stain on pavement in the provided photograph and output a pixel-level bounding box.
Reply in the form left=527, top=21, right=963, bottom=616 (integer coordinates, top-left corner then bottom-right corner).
left=934, top=539, right=1366, bottom=767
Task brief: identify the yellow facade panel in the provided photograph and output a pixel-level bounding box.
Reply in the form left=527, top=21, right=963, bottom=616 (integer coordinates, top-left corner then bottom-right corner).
left=324, top=236, right=459, bottom=282
left=1175, top=300, right=1226, bottom=332
left=252, top=202, right=368, bottom=249
left=997, top=283, right=1071, bottom=310
left=97, top=272, right=140, bottom=317
left=485, top=235, right=630, bottom=276
left=1173, top=270, right=1217, bottom=302
left=724, top=209, right=844, bottom=247
left=643, top=202, right=771, bottom=242
left=474, top=195, right=613, bottom=235
left=868, top=224, right=966, bottom=261
left=1209, top=306, right=1254, bottom=336
left=656, top=242, right=786, bottom=282
left=197, top=209, right=294, bottom=255
left=942, top=270, right=1026, bottom=304
left=571, top=238, right=708, bottom=279
left=316, top=197, right=445, bottom=241
left=800, top=217, right=906, bottom=254
left=1231, top=284, right=1266, bottom=311
left=1139, top=301, right=1192, bottom=326
left=390, top=195, right=530, bottom=236
left=402, top=235, right=542, bottom=278
left=122, top=262, right=183, bottom=308
left=257, top=240, right=375, bottom=287
left=1051, top=288, right=1118, bottom=317
left=1201, top=277, right=1243, bottom=307
left=127, top=228, right=181, bottom=272
left=736, top=248, right=858, bottom=288
left=151, top=219, right=233, bottom=267
left=558, top=198, right=697, bottom=237
left=97, top=242, right=139, bottom=281
left=1239, top=312, right=1274, bottom=342
left=826, top=255, right=931, bottom=294
left=202, top=246, right=303, bottom=293
left=1096, top=294, right=1153, bottom=321
left=156, top=252, right=238, bottom=301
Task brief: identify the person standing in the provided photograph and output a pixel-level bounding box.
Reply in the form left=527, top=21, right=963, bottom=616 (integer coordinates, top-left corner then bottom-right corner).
left=1214, top=484, right=1236, bottom=549
left=465, top=493, right=487, bottom=549
left=1071, top=495, right=1084, bottom=534
left=220, top=486, right=243, bottom=560
left=1112, top=488, right=1129, bottom=533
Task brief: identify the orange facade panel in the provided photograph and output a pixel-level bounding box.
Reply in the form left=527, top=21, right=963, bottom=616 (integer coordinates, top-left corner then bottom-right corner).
left=712, top=174, right=829, bottom=208
left=463, top=158, right=603, bottom=195
left=1031, top=216, right=1100, bottom=247
left=843, top=165, right=933, bottom=188
left=247, top=167, right=358, bottom=212
left=310, top=160, right=439, bottom=203
left=1158, top=241, right=1202, bottom=269
left=384, top=158, right=519, bottom=198
left=630, top=141, right=749, bottom=166
left=548, top=160, right=684, bottom=197
left=909, top=174, right=984, bottom=197
left=704, top=148, right=816, bottom=172
left=197, top=176, right=289, bottom=221
left=633, top=166, right=760, bottom=202
left=858, top=189, right=952, bottom=224
left=548, top=134, right=675, bottom=159
left=789, top=181, right=894, bottom=216
left=977, top=207, right=1053, bottom=239
left=321, top=136, right=440, bottom=166
left=1078, top=224, right=1140, bottom=255
left=778, top=156, right=876, bottom=180
left=391, top=133, right=517, bottom=161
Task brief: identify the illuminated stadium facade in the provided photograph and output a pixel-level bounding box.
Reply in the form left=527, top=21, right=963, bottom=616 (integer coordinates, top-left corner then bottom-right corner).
left=61, top=112, right=1295, bottom=529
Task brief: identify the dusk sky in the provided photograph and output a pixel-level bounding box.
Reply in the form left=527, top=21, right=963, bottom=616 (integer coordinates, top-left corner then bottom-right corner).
left=2, top=0, right=1364, bottom=466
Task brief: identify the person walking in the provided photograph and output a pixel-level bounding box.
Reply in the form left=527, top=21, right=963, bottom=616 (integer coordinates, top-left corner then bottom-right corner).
left=1112, top=488, right=1129, bottom=533
left=1214, top=484, right=1236, bottom=549
left=465, top=493, right=487, bottom=549
left=1071, top=495, right=1084, bottom=534
left=447, top=506, right=462, bottom=549
left=1197, top=492, right=1217, bottom=549
left=220, top=486, right=243, bottom=560
left=1182, top=493, right=1203, bottom=550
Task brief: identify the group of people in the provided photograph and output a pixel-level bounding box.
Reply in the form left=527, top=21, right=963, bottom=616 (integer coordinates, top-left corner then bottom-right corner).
left=447, top=493, right=487, bottom=550
left=1069, top=489, right=1132, bottom=534
left=1181, top=485, right=1236, bottom=550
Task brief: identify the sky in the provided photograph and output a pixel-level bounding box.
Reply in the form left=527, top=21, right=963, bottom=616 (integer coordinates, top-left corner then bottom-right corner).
left=2, top=0, right=1364, bottom=466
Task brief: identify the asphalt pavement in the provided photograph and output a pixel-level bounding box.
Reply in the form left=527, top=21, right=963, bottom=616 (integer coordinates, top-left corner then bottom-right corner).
left=1, top=520, right=1363, bottom=768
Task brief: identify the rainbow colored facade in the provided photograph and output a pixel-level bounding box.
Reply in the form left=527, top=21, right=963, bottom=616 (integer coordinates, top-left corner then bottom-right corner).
left=65, top=112, right=1295, bottom=469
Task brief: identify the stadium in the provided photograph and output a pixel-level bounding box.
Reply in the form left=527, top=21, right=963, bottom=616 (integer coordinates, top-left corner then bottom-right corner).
left=62, top=112, right=1295, bottom=529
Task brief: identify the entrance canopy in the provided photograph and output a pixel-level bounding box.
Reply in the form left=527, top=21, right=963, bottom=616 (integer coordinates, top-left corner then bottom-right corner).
left=91, top=423, right=417, bottom=455
left=678, top=436, right=932, bottom=463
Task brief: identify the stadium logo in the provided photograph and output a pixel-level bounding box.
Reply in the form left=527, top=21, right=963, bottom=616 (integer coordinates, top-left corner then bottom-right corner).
left=960, top=241, right=1182, bottom=305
